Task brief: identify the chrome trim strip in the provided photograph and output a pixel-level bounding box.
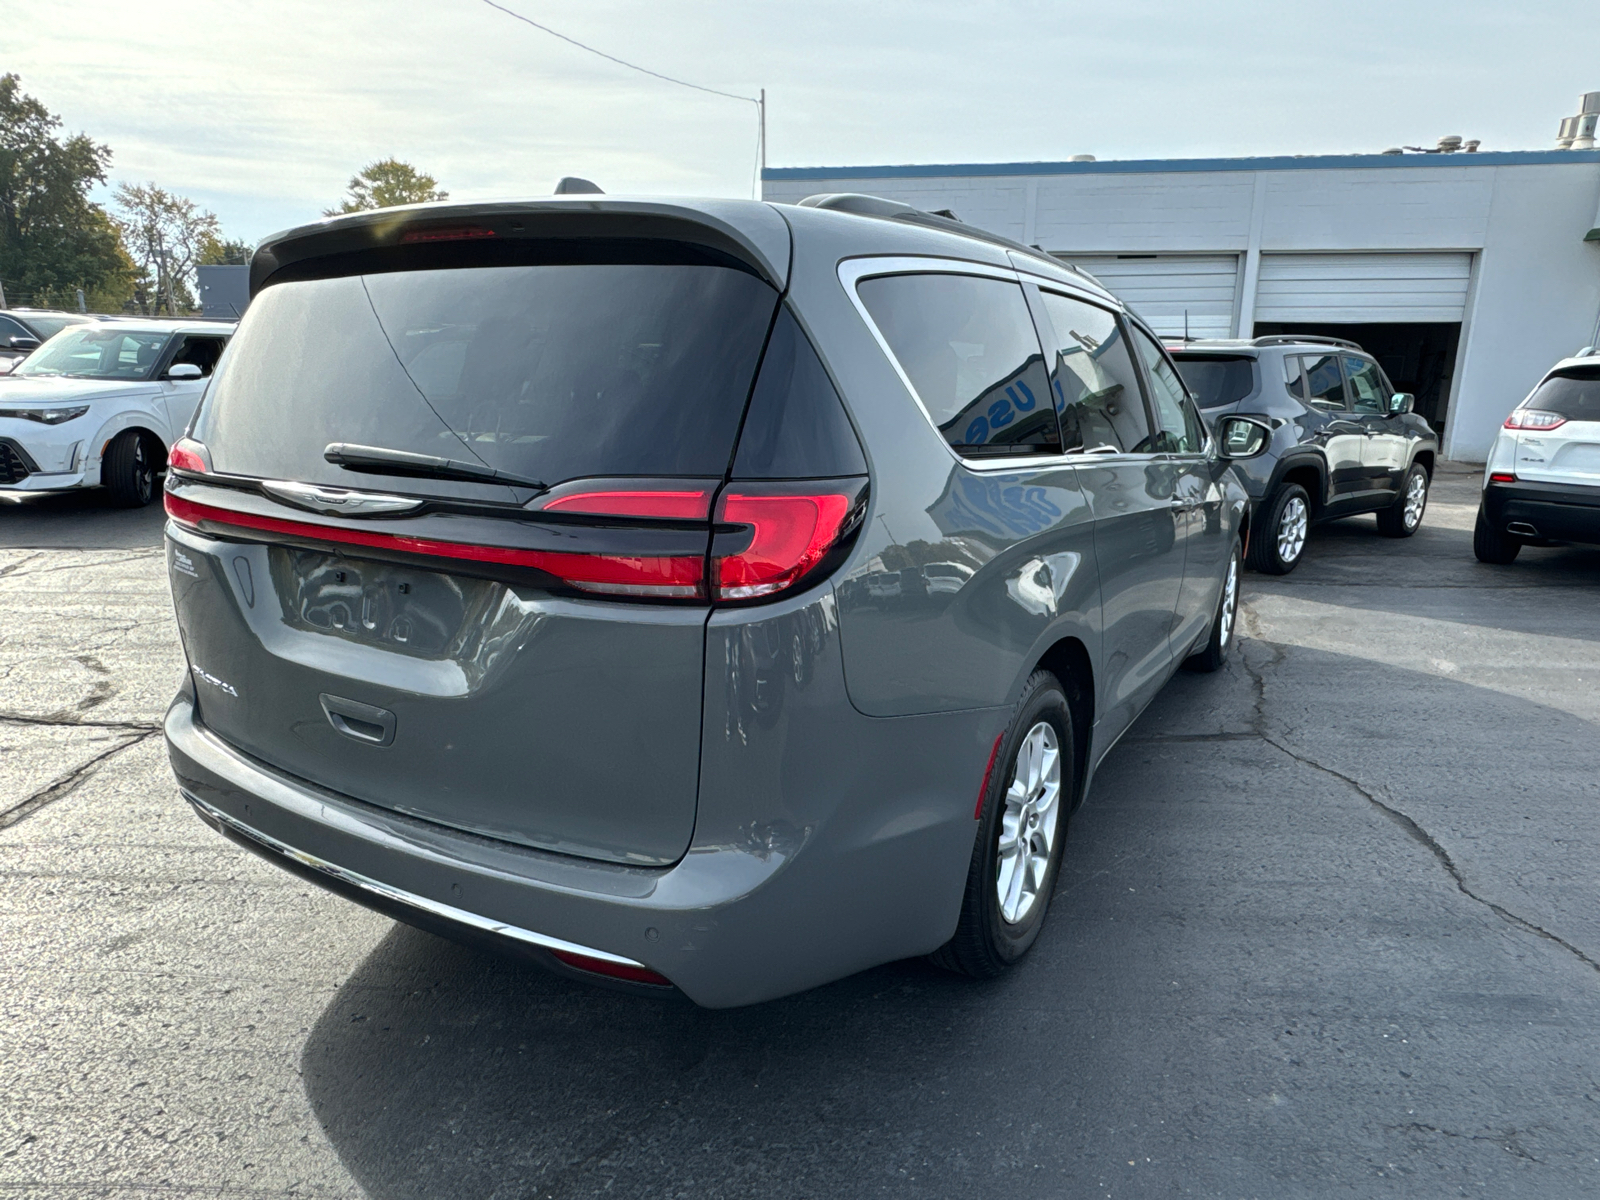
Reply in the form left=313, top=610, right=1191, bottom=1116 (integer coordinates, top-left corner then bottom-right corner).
left=185, top=791, right=648, bottom=969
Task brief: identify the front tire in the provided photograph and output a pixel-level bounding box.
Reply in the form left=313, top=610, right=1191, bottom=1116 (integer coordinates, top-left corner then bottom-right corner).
left=1246, top=483, right=1310, bottom=575
left=1184, top=538, right=1242, bottom=673
left=932, top=670, right=1074, bottom=979
left=1473, top=504, right=1522, bottom=564
left=103, top=431, right=159, bottom=508
left=1377, top=464, right=1429, bottom=537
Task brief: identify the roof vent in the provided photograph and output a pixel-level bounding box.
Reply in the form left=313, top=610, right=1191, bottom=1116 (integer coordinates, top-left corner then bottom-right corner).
left=1069, top=154, right=1096, bottom=162
left=553, top=176, right=604, bottom=195
left=1556, top=93, right=1600, bottom=149
left=1437, top=135, right=1464, bottom=153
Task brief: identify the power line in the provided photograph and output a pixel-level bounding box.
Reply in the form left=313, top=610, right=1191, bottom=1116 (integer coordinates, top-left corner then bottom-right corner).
left=477, top=0, right=765, bottom=196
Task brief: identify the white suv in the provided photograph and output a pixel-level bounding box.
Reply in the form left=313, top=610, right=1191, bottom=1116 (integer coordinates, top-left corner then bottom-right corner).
left=0, top=319, right=233, bottom=507
left=1475, top=349, right=1600, bottom=563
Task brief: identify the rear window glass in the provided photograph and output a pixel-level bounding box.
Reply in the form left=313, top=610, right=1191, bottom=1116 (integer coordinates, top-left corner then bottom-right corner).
left=1526, top=368, right=1600, bottom=420
left=194, top=263, right=778, bottom=491
left=858, top=273, right=1058, bottom=456
left=1172, top=354, right=1255, bottom=409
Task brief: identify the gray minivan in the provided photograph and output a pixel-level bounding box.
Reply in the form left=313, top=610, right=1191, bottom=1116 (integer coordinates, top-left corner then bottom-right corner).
left=162, top=195, right=1267, bottom=1007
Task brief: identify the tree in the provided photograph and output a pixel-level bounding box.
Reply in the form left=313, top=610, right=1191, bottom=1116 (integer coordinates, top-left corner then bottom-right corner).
left=0, top=73, right=133, bottom=310
left=325, top=159, right=448, bottom=215
left=199, top=235, right=252, bottom=266
left=112, top=183, right=221, bottom=315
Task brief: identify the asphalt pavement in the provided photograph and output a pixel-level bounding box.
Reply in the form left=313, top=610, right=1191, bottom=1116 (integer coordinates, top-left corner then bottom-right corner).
left=3, top=465, right=1600, bottom=1199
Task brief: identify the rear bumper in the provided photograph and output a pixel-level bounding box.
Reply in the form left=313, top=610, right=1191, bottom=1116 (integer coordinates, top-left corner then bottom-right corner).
left=166, top=585, right=1002, bottom=1007
left=1482, top=479, right=1600, bottom=546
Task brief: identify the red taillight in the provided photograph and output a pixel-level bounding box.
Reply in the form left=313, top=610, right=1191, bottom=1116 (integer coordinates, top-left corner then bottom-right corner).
left=975, top=732, right=1005, bottom=820
left=163, top=493, right=704, bottom=598
left=548, top=949, right=672, bottom=987
left=168, top=438, right=207, bottom=474
left=543, top=490, right=710, bottom=520
left=714, top=490, right=854, bottom=601
left=1504, top=410, right=1567, bottom=430
left=1489, top=472, right=1517, bottom=483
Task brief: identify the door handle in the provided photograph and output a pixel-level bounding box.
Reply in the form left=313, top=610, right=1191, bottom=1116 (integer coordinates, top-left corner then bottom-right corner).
left=319, top=693, right=396, bottom=747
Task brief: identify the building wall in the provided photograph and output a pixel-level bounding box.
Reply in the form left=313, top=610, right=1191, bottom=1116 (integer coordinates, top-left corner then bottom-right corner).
left=765, top=154, right=1600, bottom=460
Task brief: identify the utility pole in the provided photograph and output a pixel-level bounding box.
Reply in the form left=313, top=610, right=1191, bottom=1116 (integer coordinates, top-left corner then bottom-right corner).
left=0, top=278, right=7, bottom=308
left=759, top=88, right=766, bottom=176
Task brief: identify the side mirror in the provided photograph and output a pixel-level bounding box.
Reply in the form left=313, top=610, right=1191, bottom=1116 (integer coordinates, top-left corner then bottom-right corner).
left=8, top=336, right=40, bottom=351
left=1215, top=415, right=1272, bottom=460
left=1388, top=392, right=1414, bottom=415
left=165, top=362, right=203, bottom=381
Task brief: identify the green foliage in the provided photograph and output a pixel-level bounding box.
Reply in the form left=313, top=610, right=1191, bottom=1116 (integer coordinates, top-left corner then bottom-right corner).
left=325, top=159, right=448, bottom=215
left=112, top=182, right=221, bottom=315
left=199, top=236, right=252, bottom=266
left=0, top=73, right=133, bottom=310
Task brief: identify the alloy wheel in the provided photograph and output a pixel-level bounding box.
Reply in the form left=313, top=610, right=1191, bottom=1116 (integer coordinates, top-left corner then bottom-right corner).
left=1218, top=552, right=1239, bottom=649
left=996, top=721, right=1062, bottom=925
left=134, top=439, right=154, bottom=505
left=1277, top=496, right=1308, bottom=564
left=1403, top=472, right=1427, bottom=530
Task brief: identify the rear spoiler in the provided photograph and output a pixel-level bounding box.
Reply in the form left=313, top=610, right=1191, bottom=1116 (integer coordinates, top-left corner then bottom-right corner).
left=249, top=199, right=792, bottom=297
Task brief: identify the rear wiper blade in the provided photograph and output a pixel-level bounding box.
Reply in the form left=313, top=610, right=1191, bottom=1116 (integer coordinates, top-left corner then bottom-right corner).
left=324, top=443, right=546, bottom=493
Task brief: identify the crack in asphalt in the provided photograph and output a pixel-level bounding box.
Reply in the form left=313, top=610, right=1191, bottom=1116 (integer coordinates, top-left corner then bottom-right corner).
left=1233, top=628, right=1600, bottom=978
left=1392, top=1123, right=1543, bottom=1162
left=0, top=728, right=158, bottom=831
left=0, top=710, right=159, bottom=733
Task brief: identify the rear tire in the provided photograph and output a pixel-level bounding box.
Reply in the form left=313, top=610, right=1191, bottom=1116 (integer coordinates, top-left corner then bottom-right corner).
left=103, top=431, right=159, bottom=508
left=1246, top=484, right=1310, bottom=575
left=1377, top=464, right=1429, bottom=537
left=1183, top=539, right=1242, bottom=673
left=1473, top=504, right=1522, bottom=564
left=931, top=670, right=1073, bottom=979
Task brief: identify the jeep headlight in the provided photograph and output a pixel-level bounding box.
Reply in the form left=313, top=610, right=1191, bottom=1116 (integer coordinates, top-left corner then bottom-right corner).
left=3, top=405, right=90, bottom=425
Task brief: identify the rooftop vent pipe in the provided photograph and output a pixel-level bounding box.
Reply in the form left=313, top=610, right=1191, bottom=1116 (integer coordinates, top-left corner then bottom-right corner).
left=1556, top=92, right=1600, bottom=149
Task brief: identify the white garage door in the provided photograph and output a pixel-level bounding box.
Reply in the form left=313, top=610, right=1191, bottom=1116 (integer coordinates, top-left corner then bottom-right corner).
left=1058, top=255, right=1241, bottom=339
left=1255, top=253, right=1473, bottom=323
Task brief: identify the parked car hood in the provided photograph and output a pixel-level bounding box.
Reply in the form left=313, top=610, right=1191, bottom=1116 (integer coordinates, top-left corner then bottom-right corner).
left=0, top=376, right=162, bottom=405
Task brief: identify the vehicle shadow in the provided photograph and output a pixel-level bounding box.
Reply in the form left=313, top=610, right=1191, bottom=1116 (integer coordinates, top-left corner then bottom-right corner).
left=298, top=642, right=1600, bottom=1199
left=0, top=485, right=167, bottom=550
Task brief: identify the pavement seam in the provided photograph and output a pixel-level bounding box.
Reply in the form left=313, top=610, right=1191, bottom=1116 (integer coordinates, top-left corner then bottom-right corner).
left=0, top=729, right=159, bottom=831
left=0, top=712, right=161, bottom=733
left=1236, top=631, right=1600, bottom=978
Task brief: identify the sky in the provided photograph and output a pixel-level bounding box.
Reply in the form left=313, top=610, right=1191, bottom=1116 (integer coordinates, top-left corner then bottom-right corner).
left=9, top=0, right=1598, bottom=245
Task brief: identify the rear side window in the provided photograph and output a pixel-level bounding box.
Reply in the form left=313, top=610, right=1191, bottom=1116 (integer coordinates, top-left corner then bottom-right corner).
left=1036, top=290, right=1150, bottom=454
left=1300, top=354, right=1348, bottom=410
left=1173, top=354, right=1256, bottom=409
left=858, top=272, right=1058, bottom=456
left=1525, top=368, right=1600, bottom=420
left=732, top=307, right=866, bottom=479
left=194, top=262, right=779, bottom=490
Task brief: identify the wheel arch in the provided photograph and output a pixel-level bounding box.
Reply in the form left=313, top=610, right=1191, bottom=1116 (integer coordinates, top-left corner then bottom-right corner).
left=1273, top=455, right=1327, bottom=518
left=1412, top=448, right=1435, bottom=478
left=1033, top=636, right=1094, bottom=813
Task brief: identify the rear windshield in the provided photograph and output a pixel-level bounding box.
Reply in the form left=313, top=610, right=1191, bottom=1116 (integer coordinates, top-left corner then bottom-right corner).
left=1171, top=354, right=1256, bottom=409
left=194, top=262, right=779, bottom=490
left=1525, top=368, right=1600, bottom=420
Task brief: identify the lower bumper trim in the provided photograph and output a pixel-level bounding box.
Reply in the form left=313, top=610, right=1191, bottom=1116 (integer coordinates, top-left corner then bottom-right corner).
left=184, top=790, right=652, bottom=971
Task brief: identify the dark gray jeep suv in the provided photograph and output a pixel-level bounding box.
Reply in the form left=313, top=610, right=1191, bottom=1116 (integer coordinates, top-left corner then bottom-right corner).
left=162, top=194, right=1267, bottom=1006
left=1171, top=336, right=1439, bottom=573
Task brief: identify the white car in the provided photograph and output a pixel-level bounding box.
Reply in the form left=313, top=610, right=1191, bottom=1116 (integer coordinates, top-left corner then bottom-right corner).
left=0, top=319, right=233, bottom=507
left=1475, top=348, right=1600, bottom=563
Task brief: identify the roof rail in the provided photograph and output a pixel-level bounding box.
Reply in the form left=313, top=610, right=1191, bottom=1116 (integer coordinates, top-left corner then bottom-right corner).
left=795, top=192, right=1066, bottom=275
left=1252, top=334, right=1363, bottom=351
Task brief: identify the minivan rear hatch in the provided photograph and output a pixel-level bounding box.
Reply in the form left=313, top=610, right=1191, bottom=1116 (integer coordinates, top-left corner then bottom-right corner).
left=166, top=220, right=784, bottom=865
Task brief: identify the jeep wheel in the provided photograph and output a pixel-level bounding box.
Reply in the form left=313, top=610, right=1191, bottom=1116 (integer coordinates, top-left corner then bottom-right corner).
left=1377, top=464, right=1429, bottom=537
left=1473, top=504, right=1522, bottom=564
left=1246, top=484, right=1310, bottom=575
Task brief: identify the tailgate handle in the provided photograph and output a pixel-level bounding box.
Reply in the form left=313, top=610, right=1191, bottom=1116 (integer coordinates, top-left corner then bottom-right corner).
left=319, top=694, right=396, bottom=747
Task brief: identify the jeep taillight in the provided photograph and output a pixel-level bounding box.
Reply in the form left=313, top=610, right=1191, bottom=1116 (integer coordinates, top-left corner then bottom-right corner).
left=713, top=484, right=863, bottom=601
